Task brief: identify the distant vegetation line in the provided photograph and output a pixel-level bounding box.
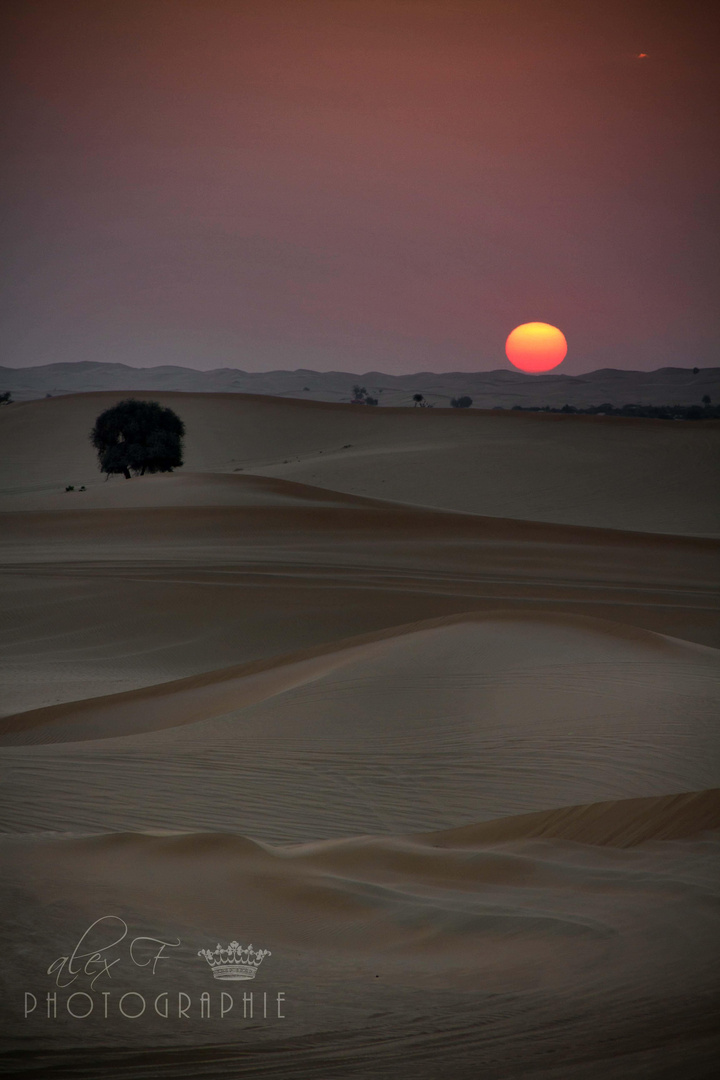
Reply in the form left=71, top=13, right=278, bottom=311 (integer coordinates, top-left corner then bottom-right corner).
left=507, top=401, right=718, bottom=419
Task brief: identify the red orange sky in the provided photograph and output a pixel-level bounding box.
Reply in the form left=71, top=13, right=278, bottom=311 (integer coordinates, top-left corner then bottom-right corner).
left=1, top=0, right=718, bottom=373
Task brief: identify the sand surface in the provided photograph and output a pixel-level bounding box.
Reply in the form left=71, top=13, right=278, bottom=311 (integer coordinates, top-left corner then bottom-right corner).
left=1, top=391, right=718, bottom=532
left=0, top=391, right=718, bottom=1077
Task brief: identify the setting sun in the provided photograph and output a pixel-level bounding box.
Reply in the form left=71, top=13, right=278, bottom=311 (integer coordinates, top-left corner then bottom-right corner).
left=505, top=322, right=568, bottom=373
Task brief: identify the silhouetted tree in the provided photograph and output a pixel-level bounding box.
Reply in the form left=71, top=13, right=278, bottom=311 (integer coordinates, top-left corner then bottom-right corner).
left=352, top=384, right=367, bottom=401
left=0, top=391, right=12, bottom=404
left=90, top=399, right=185, bottom=479
left=450, top=396, right=472, bottom=408
left=693, top=367, right=699, bottom=374
left=702, top=394, right=711, bottom=405
left=412, top=393, right=424, bottom=406
left=365, top=396, right=379, bottom=405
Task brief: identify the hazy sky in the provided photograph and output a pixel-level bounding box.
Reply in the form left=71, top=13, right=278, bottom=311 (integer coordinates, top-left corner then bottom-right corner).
left=1, top=0, right=718, bottom=374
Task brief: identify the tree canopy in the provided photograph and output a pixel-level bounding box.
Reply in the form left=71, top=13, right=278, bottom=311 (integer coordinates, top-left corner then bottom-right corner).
left=90, top=399, right=185, bottom=478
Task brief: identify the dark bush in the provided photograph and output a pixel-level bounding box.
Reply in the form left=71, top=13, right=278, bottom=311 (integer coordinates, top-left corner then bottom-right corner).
left=450, top=396, right=473, bottom=408
left=90, top=399, right=185, bottom=479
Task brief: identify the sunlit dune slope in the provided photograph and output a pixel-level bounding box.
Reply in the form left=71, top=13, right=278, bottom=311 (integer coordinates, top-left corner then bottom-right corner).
left=1, top=390, right=718, bottom=532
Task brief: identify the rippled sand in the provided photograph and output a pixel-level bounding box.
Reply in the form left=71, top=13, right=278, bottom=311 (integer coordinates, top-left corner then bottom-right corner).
left=0, top=392, right=718, bottom=1077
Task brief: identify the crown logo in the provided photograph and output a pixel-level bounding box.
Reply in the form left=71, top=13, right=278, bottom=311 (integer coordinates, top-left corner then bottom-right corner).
left=197, top=941, right=271, bottom=981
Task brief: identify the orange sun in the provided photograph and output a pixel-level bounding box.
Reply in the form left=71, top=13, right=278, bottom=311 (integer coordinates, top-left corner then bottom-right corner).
left=505, top=322, right=568, bottom=373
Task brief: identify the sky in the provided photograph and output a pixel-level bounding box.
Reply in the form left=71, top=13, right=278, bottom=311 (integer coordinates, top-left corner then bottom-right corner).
left=1, top=0, right=718, bottom=374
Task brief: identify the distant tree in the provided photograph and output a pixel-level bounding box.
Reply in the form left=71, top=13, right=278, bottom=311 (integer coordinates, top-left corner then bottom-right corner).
left=702, top=394, right=711, bottom=405
left=365, top=396, right=379, bottom=405
left=693, top=367, right=699, bottom=374
left=412, top=393, right=424, bottom=406
left=450, top=396, right=472, bottom=408
left=0, top=391, right=12, bottom=404
left=90, top=399, right=185, bottom=479
left=352, top=384, right=367, bottom=401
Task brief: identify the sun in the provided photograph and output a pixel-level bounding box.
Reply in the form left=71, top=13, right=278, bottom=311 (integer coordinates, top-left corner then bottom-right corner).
left=505, top=322, right=567, bottom=373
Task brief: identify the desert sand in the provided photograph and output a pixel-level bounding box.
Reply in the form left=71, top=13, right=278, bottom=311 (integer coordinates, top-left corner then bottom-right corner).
left=0, top=390, right=718, bottom=1078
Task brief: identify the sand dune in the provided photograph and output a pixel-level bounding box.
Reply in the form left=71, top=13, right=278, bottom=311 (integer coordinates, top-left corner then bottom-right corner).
left=1, top=391, right=718, bottom=532
left=1, top=793, right=718, bottom=1076
left=0, top=388, right=718, bottom=1077
left=1, top=615, right=718, bottom=842
left=2, top=499, right=718, bottom=677
left=2, top=472, right=717, bottom=719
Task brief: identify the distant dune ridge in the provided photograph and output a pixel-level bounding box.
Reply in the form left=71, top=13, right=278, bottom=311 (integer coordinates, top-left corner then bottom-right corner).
left=1, top=359, right=719, bottom=407
left=0, top=386, right=719, bottom=1076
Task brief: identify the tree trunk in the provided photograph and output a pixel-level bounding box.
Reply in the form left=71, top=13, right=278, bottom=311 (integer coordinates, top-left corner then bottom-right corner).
left=123, top=467, right=131, bottom=479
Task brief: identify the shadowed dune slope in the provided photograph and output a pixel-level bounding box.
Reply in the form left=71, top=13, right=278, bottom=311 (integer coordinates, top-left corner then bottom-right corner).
left=1, top=794, right=718, bottom=1078
left=2, top=479, right=717, bottom=718
left=1, top=614, right=718, bottom=840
